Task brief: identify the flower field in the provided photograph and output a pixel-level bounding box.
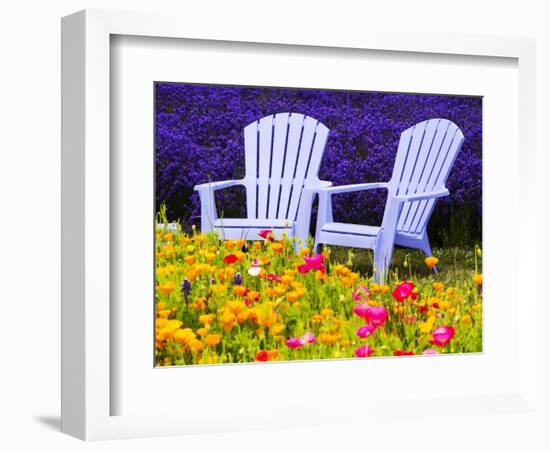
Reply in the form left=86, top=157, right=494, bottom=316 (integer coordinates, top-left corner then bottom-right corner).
left=155, top=225, right=483, bottom=366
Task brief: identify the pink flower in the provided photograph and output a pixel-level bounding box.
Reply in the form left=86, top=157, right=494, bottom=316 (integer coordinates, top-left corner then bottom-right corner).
left=351, top=286, right=370, bottom=302
left=392, top=281, right=415, bottom=302
left=354, top=345, right=374, bottom=358
left=422, top=348, right=439, bottom=355
left=365, top=305, right=388, bottom=327
left=352, top=303, right=370, bottom=319
left=258, top=229, right=275, bottom=241
left=301, top=332, right=316, bottom=344
left=356, top=325, right=376, bottom=339
left=266, top=273, right=281, bottom=282
left=429, top=326, right=455, bottom=347
left=285, top=337, right=303, bottom=349
left=298, top=254, right=326, bottom=274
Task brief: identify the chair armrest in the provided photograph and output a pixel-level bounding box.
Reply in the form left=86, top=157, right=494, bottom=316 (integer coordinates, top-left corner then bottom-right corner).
left=194, top=179, right=243, bottom=192
left=302, top=180, right=333, bottom=194
left=320, top=182, right=388, bottom=194
left=394, top=188, right=449, bottom=202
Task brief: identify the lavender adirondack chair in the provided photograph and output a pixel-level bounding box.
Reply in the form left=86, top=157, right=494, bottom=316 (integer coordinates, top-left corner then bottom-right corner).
left=194, top=113, right=331, bottom=248
left=308, top=118, right=464, bottom=283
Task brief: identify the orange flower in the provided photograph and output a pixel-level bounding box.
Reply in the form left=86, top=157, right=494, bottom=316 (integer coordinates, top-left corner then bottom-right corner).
left=204, top=334, right=221, bottom=347
left=184, top=255, right=196, bottom=265
left=271, top=243, right=284, bottom=254
left=233, top=285, right=248, bottom=296
left=157, top=281, right=176, bottom=295
left=424, top=256, right=439, bottom=269
left=473, top=274, right=483, bottom=285
left=198, top=313, right=215, bottom=326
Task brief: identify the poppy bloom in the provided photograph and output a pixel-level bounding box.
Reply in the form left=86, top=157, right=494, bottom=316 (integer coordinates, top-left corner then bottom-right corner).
left=365, top=305, right=388, bottom=327
left=258, top=229, right=275, bottom=241
left=422, top=348, right=439, bottom=355
left=223, top=254, right=238, bottom=264
left=354, top=345, right=374, bottom=357
left=430, top=326, right=455, bottom=347
left=356, top=325, right=376, bottom=338
left=352, top=303, right=370, bottom=319
left=255, top=350, right=269, bottom=362
left=392, top=281, right=415, bottom=302
left=266, top=273, right=282, bottom=282
left=301, top=332, right=316, bottom=344
left=285, top=337, right=304, bottom=349
left=393, top=349, right=414, bottom=356
left=424, top=256, right=439, bottom=269
left=298, top=254, right=326, bottom=274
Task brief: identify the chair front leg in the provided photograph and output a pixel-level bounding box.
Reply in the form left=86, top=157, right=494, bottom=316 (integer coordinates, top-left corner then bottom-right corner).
left=294, top=190, right=315, bottom=253
left=314, top=191, right=333, bottom=253
left=198, top=189, right=217, bottom=234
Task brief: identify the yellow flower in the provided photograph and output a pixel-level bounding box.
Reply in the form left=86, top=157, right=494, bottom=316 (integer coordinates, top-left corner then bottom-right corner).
left=188, top=338, right=204, bottom=353
left=233, top=285, right=248, bottom=296
left=246, top=290, right=261, bottom=302
left=273, top=285, right=286, bottom=296
left=419, top=316, right=436, bottom=333
left=158, top=281, right=176, bottom=295
left=424, top=256, right=439, bottom=269
left=211, top=284, right=228, bottom=295
left=311, top=314, right=323, bottom=324
left=205, top=252, right=216, bottom=262
left=432, top=282, right=445, bottom=293
left=173, top=328, right=195, bottom=344
left=224, top=240, right=236, bottom=249
left=195, top=234, right=206, bottom=244
left=164, top=233, right=174, bottom=242
left=287, top=291, right=300, bottom=303
left=196, top=327, right=208, bottom=337
left=473, top=274, right=483, bottom=285
left=184, top=255, right=196, bottom=265
left=280, top=274, right=294, bottom=285
left=226, top=300, right=243, bottom=314
left=271, top=242, right=284, bottom=253
left=439, top=300, right=451, bottom=311
left=318, top=332, right=338, bottom=345
left=472, top=303, right=482, bottom=311
left=199, top=313, right=215, bottom=326
left=321, top=308, right=334, bottom=318
left=301, top=247, right=311, bottom=256
left=254, top=241, right=262, bottom=250
left=186, top=245, right=195, bottom=253
left=269, top=323, right=285, bottom=336
left=462, top=314, right=471, bottom=324
left=157, top=301, right=166, bottom=310
left=315, top=270, right=327, bottom=281
left=157, top=309, right=172, bottom=319
left=237, top=310, right=249, bottom=324
left=268, top=349, right=280, bottom=360
left=446, top=287, right=456, bottom=297
left=220, top=309, right=236, bottom=330
left=204, top=334, right=221, bottom=347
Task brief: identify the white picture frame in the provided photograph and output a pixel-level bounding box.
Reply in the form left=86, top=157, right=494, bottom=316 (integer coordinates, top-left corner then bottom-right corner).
left=61, top=9, right=540, bottom=441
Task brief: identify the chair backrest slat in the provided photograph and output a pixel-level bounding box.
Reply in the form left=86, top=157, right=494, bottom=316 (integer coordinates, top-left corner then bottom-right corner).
left=244, top=113, right=329, bottom=221
left=385, top=118, right=464, bottom=236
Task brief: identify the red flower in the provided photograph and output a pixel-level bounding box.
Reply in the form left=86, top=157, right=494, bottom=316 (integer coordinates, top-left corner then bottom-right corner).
left=258, top=229, right=275, bottom=241
left=255, top=350, right=269, bottom=362
left=393, top=349, right=415, bottom=356
left=417, top=304, right=428, bottom=314
left=298, top=254, right=326, bottom=274
left=392, top=281, right=415, bottom=302
left=223, top=254, right=238, bottom=264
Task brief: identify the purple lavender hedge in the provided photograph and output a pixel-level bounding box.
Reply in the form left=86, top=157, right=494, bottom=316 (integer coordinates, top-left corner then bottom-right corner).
left=155, top=83, right=482, bottom=245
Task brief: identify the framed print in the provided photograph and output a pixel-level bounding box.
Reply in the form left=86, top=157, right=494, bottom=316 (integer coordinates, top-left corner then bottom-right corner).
left=62, top=9, right=541, bottom=442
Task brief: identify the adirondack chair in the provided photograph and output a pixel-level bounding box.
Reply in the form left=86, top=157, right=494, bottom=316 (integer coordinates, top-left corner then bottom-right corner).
left=194, top=113, right=331, bottom=249
left=307, top=118, right=464, bottom=283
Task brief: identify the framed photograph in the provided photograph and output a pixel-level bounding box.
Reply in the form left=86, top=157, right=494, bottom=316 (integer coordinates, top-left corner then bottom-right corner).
left=62, top=9, right=540, bottom=441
